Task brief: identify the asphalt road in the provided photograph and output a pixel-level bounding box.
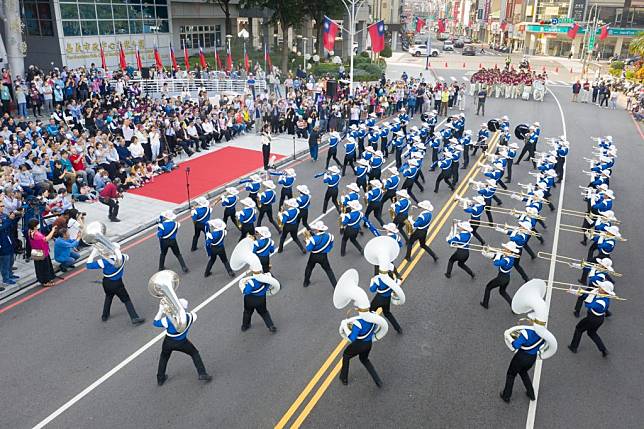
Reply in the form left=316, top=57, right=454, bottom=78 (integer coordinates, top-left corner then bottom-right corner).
left=1, top=76, right=642, bottom=429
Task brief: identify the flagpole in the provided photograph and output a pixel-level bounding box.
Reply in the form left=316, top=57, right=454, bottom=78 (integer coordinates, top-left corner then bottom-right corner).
left=425, top=16, right=432, bottom=70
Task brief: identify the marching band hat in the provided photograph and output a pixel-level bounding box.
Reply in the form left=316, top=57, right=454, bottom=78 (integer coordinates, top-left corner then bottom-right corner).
left=161, top=210, right=177, bottom=221
left=396, top=189, right=409, bottom=198
left=370, top=179, right=383, bottom=188
left=418, top=200, right=434, bottom=211
left=383, top=223, right=399, bottom=234
left=328, top=166, right=341, bottom=174
left=285, top=198, right=299, bottom=208
left=225, top=187, right=239, bottom=195
left=285, top=168, right=296, bottom=177
left=347, top=200, right=362, bottom=211
left=346, top=182, right=361, bottom=193
left=250, top=174, right=262, bottom=183
left=502, top=241, right=520, bottom=254
left=597, top=280, right=615, bottom=295
left=208, top=218, right=226, bottom=231
left=458, top=220, right=473, bottom=232
left=195, top=196, right=209, bottom=207
left=473, top=196, right=486, bottom=205
left=255, top=226, right=271, bottom=238
left=486, top=179, right=497, bottom=187
left=604, top=225, right=620, bottom=237
left=357, top=158, right=370, bottom=166
left=597, top=258, right=614, bottom=271
left=262, top=180, right=276, bottom=189
left=296, top=184, right=310, bottom=194
left=241, top=197, right=256, bottom=208
left=408, top=159, right=420, bottom=167
left=310, top=220, right=328, bottom=232
left=388, top=166, right=399, bottom=175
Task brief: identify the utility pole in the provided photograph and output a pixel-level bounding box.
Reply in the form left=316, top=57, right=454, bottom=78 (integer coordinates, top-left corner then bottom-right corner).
left=341, top=0, right=366, bottom=96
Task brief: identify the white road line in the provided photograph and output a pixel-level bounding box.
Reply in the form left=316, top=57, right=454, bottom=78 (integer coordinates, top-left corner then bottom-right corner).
left=33, top=117, right=449, bottom=428
left=450, top=76, right=457, bottom=82
left=525, top=87, right=568, bottom=429
left=558, top=81, right=568, bottom=86
left=462, top=76, right=469, bottom=82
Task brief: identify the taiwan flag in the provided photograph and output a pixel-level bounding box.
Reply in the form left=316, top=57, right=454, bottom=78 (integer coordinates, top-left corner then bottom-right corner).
left=100, top=44, right=107, bottom=70
left=322, top=16, right=339, bottom=52
left=199, top=46, right=207, bottom=68
left=243, top=44, right=249, bottom=72
left=264, top=44, right=272, bottom=71
left=415, top=17, right=426, bottom=33
left=567, top=23, right=580, bottom=39
left=183, top=42, right=190, bottom=71
left=437, top=18, right=446, bottom=33
left=368, top=20, right=385, bottom=53
left=135, top=46, right=143, bottom=71
left=170, top=44, right=178, bottom=71
left=118, top=43, right=127, bottom=71
left=154, top=45, right=163, bottom=70
left=226, top=44, right=233, bottom=72
left=599, top=24, right=609, bottom=41
left=214, top=49, right=222, bottom=70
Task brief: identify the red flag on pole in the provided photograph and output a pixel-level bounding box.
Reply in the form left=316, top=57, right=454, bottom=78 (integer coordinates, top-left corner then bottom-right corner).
left=154, top=45, right=163, bottom=70
left=118, top=43, right=127, bottom=71
left=214, top=50, right=222, bottom=71
left=183, top=42, right=190, bottom=71
left=437, top=18, right=446, bottom=33
left=322, top=16, right=339, bottom=51
left=199, top=46, right=207, bottom=68
left=567, top=23, right=580, bottom=39
left=368, top=20, right=385, bottom=53
left=170, top=44, right=178, bottom=71
left=226, top=44, right=233, bottom=72
left=135, top=46, right=143, bottom=71
left=265, top=44, right=272, bottom=71
left=243, top=44, right=249, bottom=72
left=415, top=17, right=426, bottom=33
left=599, top=25, right=609, bottom=41
left=500, top=21, right=508, bottom=32
left=100, top=44, right=107, bottom=70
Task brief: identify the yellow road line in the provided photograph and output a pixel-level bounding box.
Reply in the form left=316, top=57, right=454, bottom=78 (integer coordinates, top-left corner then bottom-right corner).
left=274, top=133, right=499, bottom=428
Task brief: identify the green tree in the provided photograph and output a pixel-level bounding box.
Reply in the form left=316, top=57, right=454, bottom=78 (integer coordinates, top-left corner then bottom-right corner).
left=629, top=33, right=644, bottom=55
left=302, top=1, right=345, bottom=56
left=206, top=0, right=234, bottom=36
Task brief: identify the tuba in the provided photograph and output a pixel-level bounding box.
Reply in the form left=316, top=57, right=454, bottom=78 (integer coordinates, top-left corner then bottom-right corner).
left=487, top=118, right=500, bottom=132
left=230, top=238, right=281, bottom=296
left=504, top=279, right=558, bottom=360
left=82, top=221, right=123, bottom=267
left=333, top=269, right=389, bottom=341
left=148, top=270, right=188, bottom=333
left=514, top=123, right=530, bottom=140
left=364, top=236, right=405, bottom=305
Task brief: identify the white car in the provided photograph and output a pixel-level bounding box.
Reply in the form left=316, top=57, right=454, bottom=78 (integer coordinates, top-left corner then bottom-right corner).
left=443, top=41, right=454, bottom=51
left=408, top=44, right=439, bottom=57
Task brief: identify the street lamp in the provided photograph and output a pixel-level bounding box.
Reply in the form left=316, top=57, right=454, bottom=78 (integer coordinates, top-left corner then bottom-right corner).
left=581, top=4, right=602, bottom=78
left=302, top=37, right=308, bottom=71
left=339, top=0, right=367, bottom=96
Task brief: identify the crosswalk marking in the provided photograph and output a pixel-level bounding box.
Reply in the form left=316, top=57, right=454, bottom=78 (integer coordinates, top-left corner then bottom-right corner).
left=462, top=76, right=469, bottom=81
left=450, top=76, right=457, bottom=81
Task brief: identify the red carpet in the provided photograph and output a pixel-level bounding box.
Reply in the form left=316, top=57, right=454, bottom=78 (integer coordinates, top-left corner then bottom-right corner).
left=129, top=147, right=284, bottom=204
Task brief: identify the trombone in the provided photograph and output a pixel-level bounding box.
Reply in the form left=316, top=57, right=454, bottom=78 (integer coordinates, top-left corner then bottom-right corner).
left=493, top=188, right=550, bottom=203
left=463, top=243, right=516, bottom=257
left=484, top=206, right=546, bottom=221
left=470, top=220, right=542, bottom=237
left=535, top=279, right=626, bottom=301
left=536, top=252, right=622, bottom=277
left=560, top=208, right=621, bottom=225
left=559, top=223, right=627, bottom=241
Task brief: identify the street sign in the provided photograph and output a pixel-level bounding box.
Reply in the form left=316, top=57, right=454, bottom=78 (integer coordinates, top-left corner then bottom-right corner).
left=551, top=18, right=559, bottom=25
left=587, top=33, right=595, bottom=52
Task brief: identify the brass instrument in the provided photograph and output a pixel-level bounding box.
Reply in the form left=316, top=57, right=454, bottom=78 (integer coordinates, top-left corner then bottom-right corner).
left=389, top=205, right=396, bottom=222
left=493, top=188, right=550, bottom=203
left=468, top=220, right=541, bottom=237
left=465, top=242, right=516, bottom=257
left=303, top=229, right=312, bottom=241
left=82, top=221, right=124, bottom=267
left=404, top=217, right=414, bottom=236
left=560, top=208, right=621, bottom=225
left=277, top=211, right=284, bottom=230
left=559, top=223, right=627, bottom=241
left=484, top=206, right=546, bottom=221
left=148, top=270, right=188, bottom=333
left=536, top=252, right=622, bottom=277
left=537, top=279, right=627, bottom=301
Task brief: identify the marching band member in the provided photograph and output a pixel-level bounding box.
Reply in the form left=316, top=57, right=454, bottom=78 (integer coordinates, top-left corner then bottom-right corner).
left=252, top=226, right=275, bottom=273
left=157, top=210, right=189, bottom=273
left=277, top=199, right=306, bottom=254
left=461, top=195, right=487, bottom=245
left=554, top=138, right=569, bottom=181
left=154, top=296, right=212, bottom=386
left=340, top=200, right=365, bottom=256
left=391, top=189, right=412, bottom=241
left=257, top=180, right=280, bottom=232
left=580, top=209, right=617, bottom=247
left=394, top=130, right=406, bottom=168
left=460, top=130, right=473, bottom=169
left=355, top=158, right=370, bottom=192
left=477, top=179, right=503, bottom=223
left=505, top=143, right=519, bottom=183
left=236, top=197, right=257, bottom=240
left=322, top=165, right=342, bottom=214
left=303, top=221, right=337, bottom=288
left=364, top=179, right=385, bottom=226
left=472, top=123, right=489, bottom=156
left=203, top=219, right=235, bottom=278
left=296, top=185, right=312, bottom=231
left=369, top=149, right=384, bottom=180
left=450, top=143, right=464, bottom=187
left=434, top=149, right=455, bottom=193
left=380, top=123, right=390, bottom=158
left=568, top=280, right=614, bottom=357
left=515, top=125, right=538, bottom=167
left=357, top=123, right=367, bottom=155
left=342, top=136, right=358, bottom=176
left=480, top=241, right=520, bottom=309
left=190, top=197, right=211, bottom=252
left=221, top=187, right=240, bottom=228
left=401, top=158, right=421, bottom=203
left=341, top=182, right=361, bottom=209
left=445, top=220, right=476, bottom=279
left=423, top=110, right=438, bottom=135
left=368, top=127, right=380, bottom=151
left=404, top=200, right=439, bottom=262
left=276, top=168, right=296, bottom=210
left=245, top=174, right=262, bottom=205
left=574, top=257, right=614, bottom=317
left=382, top=166, right=400, bottom=204
left=495, top=220, right=536, bottom=283
left=582, top=225, right=620, bottom=278
left=325, top=131, right=342, bottom=169
left=428, top=133, right=441, bottom=171
left=369, top=261, right=404, bottom=334
left=87, top=243, right=145, bottom=324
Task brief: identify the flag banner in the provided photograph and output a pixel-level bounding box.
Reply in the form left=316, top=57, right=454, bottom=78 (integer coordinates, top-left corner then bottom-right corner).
left=368, top=20, right=385, bottom=53
left=567, top=23, right=580, bottom=39
left=323, top=16, right=340, bottom=51
left=415, top=17, right=426, bottom=33
left=599, top=25, right=609, bottom=41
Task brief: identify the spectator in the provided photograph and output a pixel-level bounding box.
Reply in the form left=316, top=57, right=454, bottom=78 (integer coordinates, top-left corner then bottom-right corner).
left=0, top=202, right=18, bottom=289
left=27, top=219, right=58, bottom=288
left=99, top=178, right=122, bottom=222
left=476, top=86, right=487, bottom=116
left=53, top=227, right=80, bottom=272
left=581, top=80, right=591, bottom=103
left=572, top=81, right=581, bottom=102
left=0, top=83, right=11, bottom=114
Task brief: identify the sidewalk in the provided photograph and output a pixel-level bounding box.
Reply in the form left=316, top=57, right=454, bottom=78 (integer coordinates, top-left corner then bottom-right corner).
left=1, top=131, right=310, bottom=300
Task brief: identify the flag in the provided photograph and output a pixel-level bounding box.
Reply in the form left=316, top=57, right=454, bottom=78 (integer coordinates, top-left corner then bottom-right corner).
left=214, top=50, right=222, bottom=70
left=368, top=20, right=385, bottom=53
left=100, top=44, right=107, bottom=70
left=199, top=46, right=207, bottom=68
left=243, top=44, right=249, bottom=72
left=154, top=45, right=163, bottom=70
left=322, top=16, right=339, bottom=52
left=599, top=24, right=609, bottom=41
left=118, top=43, right=127, bottom=71
left=183, top=41, right=190, bottom=71
left=170, top=44, right=178, bottom=71
left=135, top=46, right=143, bottom=71
left=500, top=21, right=507, bottom=32
left=264, top=44, right=272, bottom=71
left=567, top=23, right=580, bottom=39
left=437, top=18, right=446, bottom=33
left=226, top=44, right=233, bottom=72
left=415, top=17, right=426, bottom=33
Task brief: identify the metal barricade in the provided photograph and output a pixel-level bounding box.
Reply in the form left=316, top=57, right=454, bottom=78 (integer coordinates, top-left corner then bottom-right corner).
left=112, top=78, right=266, bottom=98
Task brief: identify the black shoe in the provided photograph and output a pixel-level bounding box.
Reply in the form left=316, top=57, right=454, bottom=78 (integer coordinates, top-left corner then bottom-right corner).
left=526, top=391, right=536, bottom=401
left=59, top=266, right=68, bottom=273
left=101, top=314, right=109, bottom=322
left=444, top=272, right=451, bottom=279
left=568, top=345, right=577, bottom=353
left=182, top=267, right=190, bottom=273
left=55, top=275, right=64, bottom=280
left=190, top=247, right=197, bottom=252
left=301, top=248, right=307, bottom=255
left=500, top=392, right=510, bottom=403
left=480, top=301, right=489, bottom=309
left=110, top=218, right=121, bottom=223
left=269, top=326, right=277, bottom=333
left=602, top=350, right=609, bottom=358
left=580, top=240, right=587, bottom=246
left=339, top=376, right=348, bottom=385
left=241, top=325, right=250, bottom=332
left=131, top=317, right=146, bottom=325
left=605, top=310, right=612, bottom=318
left=157, top=375, right=168, bottom=386
left=395, top=327, right=403, bottom=335
left=573, top=311, right=580, bottom=318
left=228, top=271, right=236, bottom=278
left=204, top=272, right=212, bottom=278
left=374, top=378, right=383, bottom=388
left=504, top=179, right=511, bottom=183
left=497, top=200, right=503, bottom=206
left=303, top=281, right=310, bottom=288
left=199, top=374, right=213, bottom=382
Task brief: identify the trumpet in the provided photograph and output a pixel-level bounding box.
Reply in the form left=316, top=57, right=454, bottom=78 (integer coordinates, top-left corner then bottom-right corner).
left=303, top=229, right=312, bottom=241
left=484, top=206, right=546, bottom=221
left=536, top=279, right=626, bottom=301
left=495, top=188, right=550, bottom=203
left=471, top=220, right=541, bottom=237
left=536, top=252, right=622, bottom=277
left=277, top=211, right=284, bottom=230
left=560, top=208, right=621, bottom=225
left=465, top=243, right=516, bottom=257
left=559, top=223, right=627, bottom=241
left=389, top=205, right=396, bottom=221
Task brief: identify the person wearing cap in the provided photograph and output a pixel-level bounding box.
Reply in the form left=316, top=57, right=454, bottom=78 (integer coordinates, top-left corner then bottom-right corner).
left=355, top=159, right=370, bottom=192
left=340, top=200, right=364, bottom=256
left=480, top=241, right=519, bottom=308
left=154, top=297, right=212, bottom=386
left=245, top=174, right=262, bottom=206
left=368, top=127, right=380, bottom=151
left=257, top=181, right=280, bottom=232
left=584, top=225, right=619, bottom=275
left=382, top=167, right=400, bottom=205
left=574, top=257, right=615, bottom=317
left=404, top=200, right=439, bottom=262
left=478, top=179, right=503, bottom=224
left=364, top=179, right=386, bottom=226
left=568, top=281, right=613, bottom=357
left=399, top=108, right=409, bottom=135
left=495, top=222, right=535, bottom=283
left=581, top=210, right=616, bottom=247
left=204, top=219, right=235, bottom=278
left=400, top=159, right=421, bottom=204
left=239, top=259, right=279, bottom=333
left=221, top=187, right=240, bottom=228
left=277, top=198, right=306, bottom=254
left=325, top=131, right=342, bottom=170
left=261, top=123, right=272, bottom=170
left=391, top=189, right=411, bottom=241
left=356, top=123, right=368, bottom=156
left=434, top=150, right=455, bottom=193
left=295, top=185, right=312, bottom=231
left=342, top=136, right=357, bottom=176
left=393, top=130, right=407, bottom=169
left=554, top=139, right=568, bottom=181
left=252, top=226, right=276, bottom=273
left=424, top=110, right=438, bottom=135
left=472, top=123, right=489, bottom=156
left=505, top=142, right=519, bottom=183
left=515, top=126, right=538, bottom=167
left=440, top=124, right=453, bottom=147
left=276, top=169, right=296, bottom=210
left=157, top=211, right=189, bottom=273
left=379, top=125, right=390, bottom=159
left=236, top=198, right=257, bottom=240
left=459, top=130, right=473, bottom=170
left=445, top=221, right=476, bottom=279
left=303, top=221, right=337, bottom=288
left=368, top=149, right=384, bottom=181
left=449, top=143, right=463, bottom=187
left=369, top=259, right=403, bottom=335
left=322, top=166, right=342, bottom=214
left=428, top=133, right=441, bottom=171
left=457, top=195, right=487, bottom=245
left=190, top=197, right=212, bottom=252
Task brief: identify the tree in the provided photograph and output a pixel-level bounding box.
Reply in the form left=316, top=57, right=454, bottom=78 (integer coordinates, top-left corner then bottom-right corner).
left=629, top=33, right=644, bottom=55
left=241, top=0, right=306, bottom=73
left=207, top=0, right=234, bottom=36
left=302, top=0, right=345, bottom=56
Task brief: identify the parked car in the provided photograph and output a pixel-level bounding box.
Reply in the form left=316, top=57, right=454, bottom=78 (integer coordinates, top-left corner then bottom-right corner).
left=437, top=32, right=450, bottom=41
left=463, top=37, right=473, bottom=44
left=454, top=39, right=465, bottom=48
left=408, top=43, right=440, bottom=57
left=625, top=55, right=641, bottom=65
left=443, top=41, right=454, bottom=51
left=462, top=45, right=476, bottom=56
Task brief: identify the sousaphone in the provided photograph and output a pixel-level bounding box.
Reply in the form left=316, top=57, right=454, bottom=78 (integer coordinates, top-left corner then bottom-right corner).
left=230, top=237, right=281, bottom=296
left=363, top=236, right=406, bottom=305
left=487, top=118, right=501, bottom=132
left=515, top=123, right=530, bottom=140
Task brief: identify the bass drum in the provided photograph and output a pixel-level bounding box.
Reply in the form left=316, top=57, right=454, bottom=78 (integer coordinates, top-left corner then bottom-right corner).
left=487, top=119, right=500, bottom=132
left=515, top=123, right=530, bottom=140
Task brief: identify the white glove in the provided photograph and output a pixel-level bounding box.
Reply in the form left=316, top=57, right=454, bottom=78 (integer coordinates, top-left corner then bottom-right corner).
left=154, top=304, right=165, bottom=321
left=570, top=263, right=583, bottom=270
left=482, top=251, right=494, bottom=259
left=87, top=248, right=99, bottom=263
left=511, top=194, right=522, bottom=200
left=495, top=227, right=506, bottom=233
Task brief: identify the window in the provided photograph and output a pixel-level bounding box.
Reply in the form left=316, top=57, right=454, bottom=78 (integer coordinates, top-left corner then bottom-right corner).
left=20, top=0, right=54, bottom=36
left=179, top=25, right=219, bottom=49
